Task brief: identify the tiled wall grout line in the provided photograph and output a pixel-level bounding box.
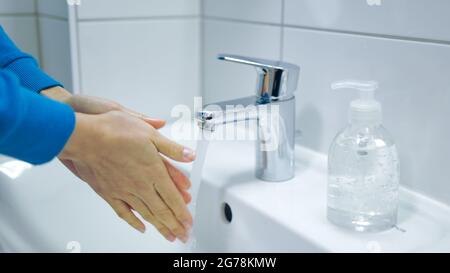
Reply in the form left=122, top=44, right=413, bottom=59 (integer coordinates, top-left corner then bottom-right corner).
left=204, top=15, right=281, bottom=27
left=283, top=24, right=450, bottom=47
left=34, top=0, right=44, bottom=64
left=36, top=13, right=68, bottom=22
left=0, top=13, right=36, bottom=17
left=77, top=15, right=199, bottom=23
left=280, top=0, right=285, bottom=61
left=202, top=15, right=450, bottom=47
left=200, top=0, right=205, bottom=98
left=75, top=6, right=83, bottom=94
left=68, top=4, right=82, bottom=93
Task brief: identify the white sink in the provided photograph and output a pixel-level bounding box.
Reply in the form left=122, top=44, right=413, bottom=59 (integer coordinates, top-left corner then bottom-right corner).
left=1, top=122, right=450, bottom=252
left=188, top=140, right=450, bottom=252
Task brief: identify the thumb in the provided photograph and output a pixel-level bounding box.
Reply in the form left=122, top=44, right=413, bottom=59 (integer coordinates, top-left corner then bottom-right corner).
left=142, top=117, right=166, bottom=129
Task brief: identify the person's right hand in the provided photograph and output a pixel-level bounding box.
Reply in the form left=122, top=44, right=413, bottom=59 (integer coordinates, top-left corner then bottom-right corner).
left=41, top=87, right=193, bottom=204
left=59, top=110, right=195, bottom=242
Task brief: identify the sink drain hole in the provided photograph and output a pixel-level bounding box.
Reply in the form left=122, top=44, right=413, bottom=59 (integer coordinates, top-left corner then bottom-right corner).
left=223, top=203, right=232, bottom=223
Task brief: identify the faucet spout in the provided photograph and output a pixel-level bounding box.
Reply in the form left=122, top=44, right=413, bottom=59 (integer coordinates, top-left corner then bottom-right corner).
left=196, top=54, right=300, bottom=182
left=196, top=96, right=258, bottom=131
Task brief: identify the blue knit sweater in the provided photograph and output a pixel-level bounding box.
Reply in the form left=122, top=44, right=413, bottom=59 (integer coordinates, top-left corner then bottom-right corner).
left=0, top=26, right=75, bottom=164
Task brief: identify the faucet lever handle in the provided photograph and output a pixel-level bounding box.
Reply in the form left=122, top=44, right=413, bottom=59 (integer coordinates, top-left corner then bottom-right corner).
left=217, top=54, right=300, bottom=102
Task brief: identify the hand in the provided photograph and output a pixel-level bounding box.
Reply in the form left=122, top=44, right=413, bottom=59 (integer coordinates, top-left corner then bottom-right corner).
left=60, top=111, right=195, bottom=242
left=42, top=87, right=192, bottom=204
left=41, top=86, right=166, bottom=126
left=42, top=86, right=194, bottom=240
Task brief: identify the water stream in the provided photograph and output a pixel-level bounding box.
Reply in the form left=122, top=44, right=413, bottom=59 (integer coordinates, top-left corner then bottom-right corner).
left=184, top=128, right=212, bottom=251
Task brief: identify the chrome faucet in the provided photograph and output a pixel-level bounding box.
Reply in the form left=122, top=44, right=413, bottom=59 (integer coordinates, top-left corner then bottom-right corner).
left=196, top=54, right=300, bottom=182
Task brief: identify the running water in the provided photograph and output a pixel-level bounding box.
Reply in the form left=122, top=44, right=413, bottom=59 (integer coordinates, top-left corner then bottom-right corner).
left=184, top=128, right=212, bottom=251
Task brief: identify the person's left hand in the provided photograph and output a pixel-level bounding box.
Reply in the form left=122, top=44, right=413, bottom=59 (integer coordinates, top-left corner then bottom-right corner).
left=41, top=86, right=166, bottom=126
left=41, top=86, right=192, bottom=204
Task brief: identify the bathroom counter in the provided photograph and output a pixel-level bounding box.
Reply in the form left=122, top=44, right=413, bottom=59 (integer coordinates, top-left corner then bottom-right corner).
left=1, top=121, right=450, bottom=252
left=168, top=122, right=450, bottom=252
left=184, top=137, right=450, bottom=252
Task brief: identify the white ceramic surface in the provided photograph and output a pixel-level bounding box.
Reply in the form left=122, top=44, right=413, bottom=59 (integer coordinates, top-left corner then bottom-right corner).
left=76, top=0, right=200, bottom=20
left=1, top=122, right=449, bottom=252
left=202, top=19, right=281, bottom=103
left=203, top=0, right=282, bottom=24
left=77, top=18, right=200, bottom=119
left=38, top=17, right=72, bottom=89
left=194, top=139, right=450, bottom=252
left=201, top=2, right=450, bottom=207
left=37, top=0, right=68, bottom=19
left=0, top=0, right=35, bottom=14
left=284, top=0, right=450, bottom=42
left=0, top=16, right=39, bottom=60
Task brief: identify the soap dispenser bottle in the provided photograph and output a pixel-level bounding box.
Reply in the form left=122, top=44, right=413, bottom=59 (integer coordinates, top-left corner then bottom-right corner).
left=327, top=80, right=399, bottom=232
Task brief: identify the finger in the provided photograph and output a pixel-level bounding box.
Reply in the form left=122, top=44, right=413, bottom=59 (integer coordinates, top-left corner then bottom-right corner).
left=59, top=159, right=81, bottom=179
left=107, top=199, right=146, bottom=233
left=71, top=95, right=166, bottom=129
left=143, top=118, right=166, bottom=129
left=162, top=158, right=192, bottom=204
left=141, top=188, right=190, bottom=243
left=162, top=157, right=191, bottom=190
left=152, top=133, right=196, bottom=162
left=126, top=195, right=176, bottom=242
left=153, top=177, right=193, bottom=231
left=181, top=191, right=192, bottom=204
left=122, top=108, right=166, bottom=129
left=71, top=95, right=122, bottom=114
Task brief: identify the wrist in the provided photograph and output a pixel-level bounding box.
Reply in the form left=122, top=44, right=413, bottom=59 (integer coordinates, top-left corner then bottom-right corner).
left=41, top=86, right=73, bottom=105
left=59, top=112, right=93, bottom=160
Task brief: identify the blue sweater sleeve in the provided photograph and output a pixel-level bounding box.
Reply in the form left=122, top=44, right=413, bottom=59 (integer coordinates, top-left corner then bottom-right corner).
left=0, top=70, right=75, bottom=165
left=0, top=26, right=62, bottom=93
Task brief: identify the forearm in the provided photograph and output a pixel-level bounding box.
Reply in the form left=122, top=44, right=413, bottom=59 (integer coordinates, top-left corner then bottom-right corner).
left=41, top=86, right=73, bottom=104
left=0, top=71, right=75, bottom=165
left=41, top=86, right=109, bottom=113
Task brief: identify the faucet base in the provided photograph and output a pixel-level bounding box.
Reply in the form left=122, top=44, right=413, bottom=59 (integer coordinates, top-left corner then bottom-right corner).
left=256, top=171, right=295, bottom=182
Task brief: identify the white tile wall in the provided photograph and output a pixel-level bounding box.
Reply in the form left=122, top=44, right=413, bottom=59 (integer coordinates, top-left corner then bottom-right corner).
left=37, top=0, right=68, bottom=18
left=0, top=1, right=37, bottom=58
left=283, top=27, right=450, bottom=204
left=203, top=0, right=282, bottom=24
left=284, top=0, right=450, bottom=42
left=77, top=0, right=200, bottom=20
left=0, top=17, right=40, bottom=59
left=203, top=19, right=281, bottom=103
left=0, top=0, right=71, bottom=88
left=77, top=19, right=200, bottom=119
left=35, top=0, right=72, bottom=90
left=38, top=17, right=72, bottom=89
left=1, top=0, right=448, bottom=206
left=201, top=1, right=450, bottom=206
left=0, top=0, right=35, bottom=14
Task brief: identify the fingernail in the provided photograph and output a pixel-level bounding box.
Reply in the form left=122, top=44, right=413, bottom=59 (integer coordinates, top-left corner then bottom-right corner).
left=166, top=234, right=176, bottom=242
left=138, top=226, right=146, bottom=233
left=183, top=148, right=196, bottom=161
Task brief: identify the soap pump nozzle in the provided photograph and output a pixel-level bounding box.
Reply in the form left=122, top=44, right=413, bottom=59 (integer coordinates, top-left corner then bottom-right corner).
left=331, top=80, right=382, bottom=125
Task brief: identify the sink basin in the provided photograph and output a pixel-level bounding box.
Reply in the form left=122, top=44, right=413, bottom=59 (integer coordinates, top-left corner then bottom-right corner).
left=1, top=121, right=449, bottom=252
left=189, top=140, right=450, bottom=252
